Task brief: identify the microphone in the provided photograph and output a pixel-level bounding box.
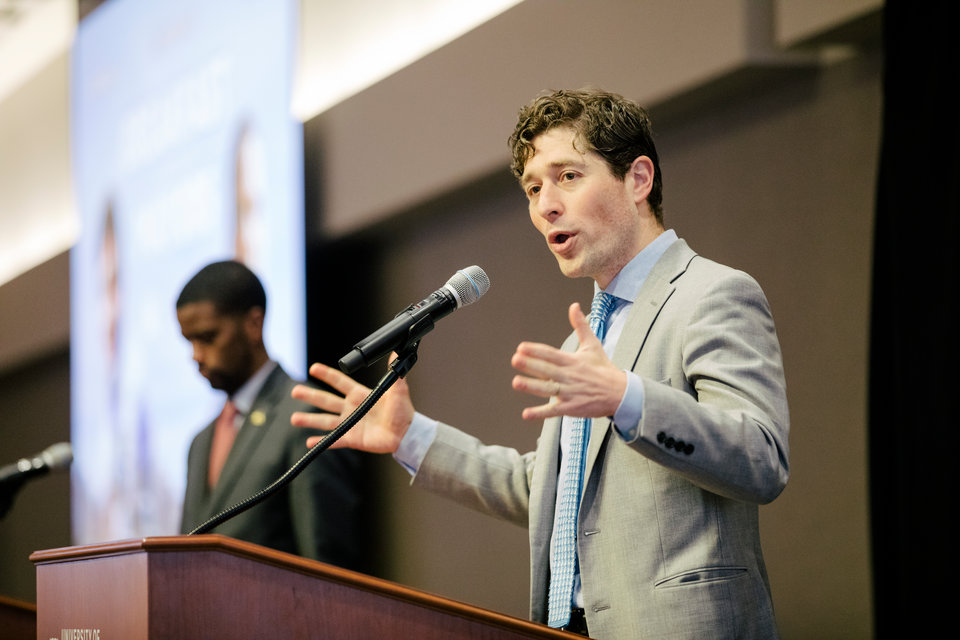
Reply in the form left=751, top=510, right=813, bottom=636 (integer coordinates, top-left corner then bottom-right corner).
left=0, top=442, right=73, bottom=518
left=0, top=441, right=73, bottom=484
left=339, top=266, right=490, bottom=373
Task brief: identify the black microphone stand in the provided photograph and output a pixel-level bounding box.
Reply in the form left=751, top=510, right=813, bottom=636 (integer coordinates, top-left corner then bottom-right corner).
left=0, top=478, right=26, bottom=519
left=189, top=345, right=419, bottom=536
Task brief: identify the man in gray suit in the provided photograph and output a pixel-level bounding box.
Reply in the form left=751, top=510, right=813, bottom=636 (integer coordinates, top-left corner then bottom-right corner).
left=292, top=89, right=790, bottom=638
left=176, top=260, right=365, bottom=570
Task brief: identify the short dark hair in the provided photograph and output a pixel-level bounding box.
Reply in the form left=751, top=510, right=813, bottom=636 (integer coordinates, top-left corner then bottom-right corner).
left=508, top=88, right=664, bottom=222
left=176, top=260, right=266, bottom=315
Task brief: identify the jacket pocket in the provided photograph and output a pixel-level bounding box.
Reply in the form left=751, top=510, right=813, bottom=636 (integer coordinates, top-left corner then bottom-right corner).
left=655, top=566, right=748, bottom=589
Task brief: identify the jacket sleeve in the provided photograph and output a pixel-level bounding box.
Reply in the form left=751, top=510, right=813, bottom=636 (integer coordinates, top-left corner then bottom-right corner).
left=620, top=266, right=790, bottom=504
left=412, top=422, right=536, bottom=528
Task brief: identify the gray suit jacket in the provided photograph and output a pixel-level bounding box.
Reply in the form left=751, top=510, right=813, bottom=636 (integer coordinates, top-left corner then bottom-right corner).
left=414, top=240, right=790, bottom=639
left=180, top=365, right=366, bottom=571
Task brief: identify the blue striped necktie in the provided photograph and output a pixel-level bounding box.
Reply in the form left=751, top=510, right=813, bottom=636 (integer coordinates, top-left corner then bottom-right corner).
left=547, top=290, right=618, bottom=628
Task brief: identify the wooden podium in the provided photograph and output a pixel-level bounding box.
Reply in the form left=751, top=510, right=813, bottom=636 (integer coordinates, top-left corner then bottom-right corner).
left=31, top=535, right=575, bottom=639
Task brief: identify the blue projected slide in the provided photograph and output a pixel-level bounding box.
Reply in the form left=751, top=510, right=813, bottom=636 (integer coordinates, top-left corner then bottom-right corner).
left=69, top=0, right=303, bottom=543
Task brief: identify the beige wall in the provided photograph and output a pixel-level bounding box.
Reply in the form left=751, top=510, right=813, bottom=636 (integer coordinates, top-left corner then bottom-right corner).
left=0, top=2, right=880, bottom=637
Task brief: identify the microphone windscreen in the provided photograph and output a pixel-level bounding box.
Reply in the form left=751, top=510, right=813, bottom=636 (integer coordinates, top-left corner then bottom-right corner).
left=40, top=442, right=73, bottom=471
left=446, top=266, right=490, bottom=307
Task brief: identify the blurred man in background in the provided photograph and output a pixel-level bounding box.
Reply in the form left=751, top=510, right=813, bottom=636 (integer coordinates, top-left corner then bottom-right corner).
left=177, top=259, right=365, bottom=569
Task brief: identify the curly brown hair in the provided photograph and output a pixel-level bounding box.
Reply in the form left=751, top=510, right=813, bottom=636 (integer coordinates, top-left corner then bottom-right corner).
left=508, top=89, right=663, bottom=222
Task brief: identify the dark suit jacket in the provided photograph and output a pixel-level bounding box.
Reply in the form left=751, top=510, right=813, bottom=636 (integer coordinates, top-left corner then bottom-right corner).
left=180, top=365, right=366, bottom=571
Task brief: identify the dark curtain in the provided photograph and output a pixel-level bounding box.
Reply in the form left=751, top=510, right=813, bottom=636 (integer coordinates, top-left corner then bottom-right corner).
left=870, top=2, right=958, bottom=637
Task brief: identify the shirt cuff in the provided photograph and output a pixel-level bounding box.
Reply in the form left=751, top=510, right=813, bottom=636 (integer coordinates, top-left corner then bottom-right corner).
left=392, top=412, right=439, bottom=475
left=613, top=371, right=644, bottom=441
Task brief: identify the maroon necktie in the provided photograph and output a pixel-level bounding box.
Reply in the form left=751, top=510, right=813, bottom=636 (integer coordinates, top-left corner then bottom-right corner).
left=208, top=400, right=238, bottom=487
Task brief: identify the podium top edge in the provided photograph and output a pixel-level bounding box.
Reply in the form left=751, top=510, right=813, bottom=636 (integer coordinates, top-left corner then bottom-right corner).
left=30, top=534, right=290, bottom=564
left=31, top=534, right=577, bottom=639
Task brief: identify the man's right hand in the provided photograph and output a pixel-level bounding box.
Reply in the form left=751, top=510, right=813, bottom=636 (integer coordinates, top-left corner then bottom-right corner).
left=291, top=362, right=416, bottom=453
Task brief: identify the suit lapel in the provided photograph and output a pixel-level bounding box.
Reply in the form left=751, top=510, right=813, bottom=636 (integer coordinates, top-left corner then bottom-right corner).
left=182, top=423, right=215, bottom=528
left=204, top=366, right=286, bottom=513
left=536, top=416, right=563, bottom=501
left=583, top=240, right=697, bottom=476
left=609, top=242, right=693, bottom=370
left=530, top=412, right=563, bottom=593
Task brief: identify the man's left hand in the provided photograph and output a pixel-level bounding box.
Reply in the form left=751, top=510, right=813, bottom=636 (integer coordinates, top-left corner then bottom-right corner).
left=511, top=302, right=627, bottom=421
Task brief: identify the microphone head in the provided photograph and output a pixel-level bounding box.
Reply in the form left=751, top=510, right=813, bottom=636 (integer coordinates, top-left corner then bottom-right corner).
left=445, top=266, right=490, bottom=307
left=39, top=442, right=73, bottom=472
